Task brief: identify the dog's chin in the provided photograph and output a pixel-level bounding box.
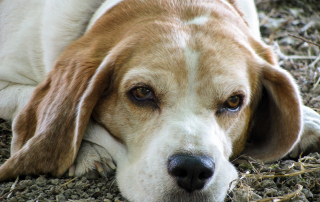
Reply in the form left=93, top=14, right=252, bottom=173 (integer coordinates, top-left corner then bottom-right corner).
left=159, top=190, right=221, bottom=202
left=118, top=182, right=227, bottom=202
left=122, top=190, right=224, bottom=202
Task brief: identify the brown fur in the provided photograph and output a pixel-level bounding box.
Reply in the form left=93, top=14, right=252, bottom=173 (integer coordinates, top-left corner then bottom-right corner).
left=0, top=0, right=301, bottom=182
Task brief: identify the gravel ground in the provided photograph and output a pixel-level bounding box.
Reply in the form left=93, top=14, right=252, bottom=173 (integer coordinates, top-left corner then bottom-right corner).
left=1, top=0, right=320, bottom=201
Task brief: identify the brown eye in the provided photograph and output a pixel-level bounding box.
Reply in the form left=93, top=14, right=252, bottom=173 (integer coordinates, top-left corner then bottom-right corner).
left=132, top=87, right=154, bottom=101
left=225, top=95, right=241, bottom=111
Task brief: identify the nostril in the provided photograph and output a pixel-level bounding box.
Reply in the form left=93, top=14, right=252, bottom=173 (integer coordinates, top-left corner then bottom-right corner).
left=168, top=154, right=215, bottom=193
left=198, top=170, right=213, bottom=180
left=171, top=167, right=188, bottom=178
left=198, top=169, right=213, bottom=180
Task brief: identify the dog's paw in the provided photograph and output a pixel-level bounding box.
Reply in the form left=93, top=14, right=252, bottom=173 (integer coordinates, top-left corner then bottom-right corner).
left=289, top=106, right=320, bottom=158
left=68, top=141, right=116, bottom=179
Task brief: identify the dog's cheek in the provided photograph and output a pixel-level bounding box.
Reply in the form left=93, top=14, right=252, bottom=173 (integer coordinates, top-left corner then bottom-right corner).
left=228, top=107, right=252, bottom=159
left=115, top=136, right=169, bottom=202
left=92, top=95, right=125, bottom=139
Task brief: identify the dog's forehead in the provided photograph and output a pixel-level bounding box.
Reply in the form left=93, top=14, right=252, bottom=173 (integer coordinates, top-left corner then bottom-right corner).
left=120, top=27, right=253, bottom=104
left=92, top=0, right=258, bottom=108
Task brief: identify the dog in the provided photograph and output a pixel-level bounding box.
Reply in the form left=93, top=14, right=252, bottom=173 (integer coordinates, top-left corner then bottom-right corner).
left=1, top=0, right=320, bottom=201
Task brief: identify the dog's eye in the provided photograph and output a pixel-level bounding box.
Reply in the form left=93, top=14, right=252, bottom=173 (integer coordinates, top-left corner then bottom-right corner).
left=131, top=87, right=154, bottom=101
left=224, top=95, right=241, bottom=111
left=226, top=96, right=240, bottom=108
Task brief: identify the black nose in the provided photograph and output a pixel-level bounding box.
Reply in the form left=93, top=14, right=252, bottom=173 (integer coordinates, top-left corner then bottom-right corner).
left=167, top=154, right=215, bottom=193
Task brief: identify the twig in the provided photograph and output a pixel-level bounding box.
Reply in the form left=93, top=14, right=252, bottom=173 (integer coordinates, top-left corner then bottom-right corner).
left=300, top=21, right=315, bottom=33
left=241, top=167, right=320, bottom=179
left=312, top=74, right=320, bottom=91
left=60, top=177, right=77, bottom=187
left=0, top=187, right=18, bottom=200
left=287, top=55, right=319, bottom=60
left=260, top=8, right=275, bottom=26
left=298, top=152, right=305, bottom=171
left=311, top=55, right=320, bottom=90
left=272, top=41, right=318, bottom=60
left=0, top=176, right=19, bottom=200
left=289, top=34, right=320, bottom=47
left=0, top=121, right=12, bottom=132
left=269, top=17, right=293, bottom=43
left=252, top=184, right=303, bottom=202
left=297, top=163, right=320, bottom=168
left=309, top=54, right=320, bottom=68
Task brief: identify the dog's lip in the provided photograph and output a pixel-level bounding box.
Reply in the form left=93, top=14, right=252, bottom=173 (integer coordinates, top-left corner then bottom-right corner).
left=159, top=189, right=212, bottom=202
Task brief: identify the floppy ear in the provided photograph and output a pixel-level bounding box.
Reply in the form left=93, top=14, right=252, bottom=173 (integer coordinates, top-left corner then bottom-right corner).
left=242, top=43, right=302, bottom=162
left=0, top=40, right=128, bottom=181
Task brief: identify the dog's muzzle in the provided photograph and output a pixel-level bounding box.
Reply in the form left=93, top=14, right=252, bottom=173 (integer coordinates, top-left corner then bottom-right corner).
left=167, top=154, right=215, bottom=193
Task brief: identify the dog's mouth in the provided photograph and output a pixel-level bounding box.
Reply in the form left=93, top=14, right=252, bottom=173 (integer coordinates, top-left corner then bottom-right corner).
left=159, top=190, right=213, bottom=202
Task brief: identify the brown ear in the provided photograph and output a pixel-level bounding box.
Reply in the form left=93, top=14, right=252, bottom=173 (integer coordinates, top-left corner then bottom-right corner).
left=242, top=45, right=302, bottom=162
left=0, top=41, right=124, bottom=181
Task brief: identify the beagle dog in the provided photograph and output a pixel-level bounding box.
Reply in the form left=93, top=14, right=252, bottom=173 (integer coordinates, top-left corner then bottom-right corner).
left=1, top=0, right=320, bottom=201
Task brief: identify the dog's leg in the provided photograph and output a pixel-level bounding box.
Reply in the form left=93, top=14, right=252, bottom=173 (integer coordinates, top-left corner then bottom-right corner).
left=68, top=119, right=127, bottom=179
left=69, top=141, right=115, bottom=179
left=0, top=83, right=35, bottom=156
left=289, top=106, right=320, bottom=158
left=0, top=83, right=35, bottom=121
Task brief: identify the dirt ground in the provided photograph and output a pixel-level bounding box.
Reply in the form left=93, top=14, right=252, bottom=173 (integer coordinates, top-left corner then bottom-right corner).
left=1, top=0, right=320, bottom=201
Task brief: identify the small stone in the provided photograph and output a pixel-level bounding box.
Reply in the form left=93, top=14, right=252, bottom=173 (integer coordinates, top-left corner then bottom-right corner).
left=36, top=176, right=47, bottom=187
left=232, top=189, right=249, bottom=201
left=264, top=188, right=278, bottom=197
left=302, top=188, right=313, bottom=198
left=86, top=188, right=95, bottom=193
left=3, top=186, right=11, bottom=192
left=92, top=191, right=102, bottom=198
left=30, top=184, right=39, bottom=190
left=25, top=193, right=35, bottom=198
left=75, top=181, right=85, bottom=188
left=290, top=194, right=308, bottom=202
left=261, top=180, right=277, bottom=188
left=37, top=193, right=46, bottom=200
left=50, top=179, right=59, bottom=185
left=97, top=183, right=105, bottom=187
left=106, top=193, right=113, bottom=199
left=56, top=194, right=66, bottom=202
left=81, top=193, right=90, bottom=198
left=7, top=197, right=18, bottom=202
left=21, top=180, right=33, bottom=186
left=251, top=192, right=262, bottom=200
left=75, top=188, right=84, bottom=196
left=64, top=189, right=73, bottom=198
left=71, top=194, right=79, bottom=200
left=104, top=199, right=112, bottom=202
left=67, top=182, right=75, bottom=188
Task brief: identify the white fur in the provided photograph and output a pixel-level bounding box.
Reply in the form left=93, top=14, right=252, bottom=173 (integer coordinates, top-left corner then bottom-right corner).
left=86, top=0, right=124, bottom=31
left=236, top=0, right=260, bottom=38
left=185, top=48, right=200, bottom=107
left=1, top=1, right=320, bottom=202
left=0, top=0, right=105, bottom=120
left=184, top=15, right=209, bottom=25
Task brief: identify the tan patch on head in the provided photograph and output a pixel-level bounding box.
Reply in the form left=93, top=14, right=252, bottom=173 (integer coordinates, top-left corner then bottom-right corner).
left=94, top=20, right=256, bottom=160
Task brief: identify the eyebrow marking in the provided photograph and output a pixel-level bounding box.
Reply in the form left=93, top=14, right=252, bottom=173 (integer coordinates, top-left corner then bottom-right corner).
left=184, top=15, right=209, bottom=25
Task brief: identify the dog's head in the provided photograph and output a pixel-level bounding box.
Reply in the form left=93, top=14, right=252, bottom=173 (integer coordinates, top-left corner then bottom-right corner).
left=1, top=0, right=302, bottom=201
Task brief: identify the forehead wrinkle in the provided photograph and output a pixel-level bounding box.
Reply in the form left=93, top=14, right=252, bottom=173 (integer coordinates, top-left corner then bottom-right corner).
left=188, top=49, right=251, bottom=108
left=120, top=63, right=188, bottom=102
